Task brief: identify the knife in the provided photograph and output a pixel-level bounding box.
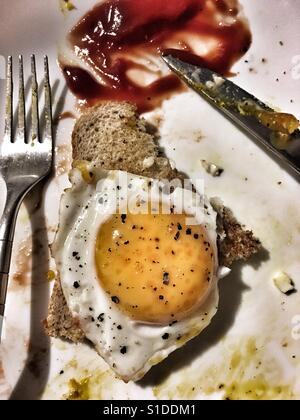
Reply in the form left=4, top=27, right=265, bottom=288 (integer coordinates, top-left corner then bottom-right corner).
left=162, top=53, right=300, bottom=176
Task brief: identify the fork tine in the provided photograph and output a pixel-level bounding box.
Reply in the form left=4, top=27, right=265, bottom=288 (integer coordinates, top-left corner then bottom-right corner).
left=31, top=55, right=39, bottom=142
left=4, top=56, right=13, bottom=143
left=43, top=55, right=53, bottom=143
left=17, top=55, right=26, bottom=143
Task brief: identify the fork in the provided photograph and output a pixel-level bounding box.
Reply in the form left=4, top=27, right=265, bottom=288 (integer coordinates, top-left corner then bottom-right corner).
left=0, top=55, right=53, bottom=341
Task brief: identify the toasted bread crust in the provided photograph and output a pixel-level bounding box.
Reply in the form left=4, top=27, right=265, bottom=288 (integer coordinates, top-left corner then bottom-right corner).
left=214, top=203, right=261, bottom=267
left=44, top=277, right=85, bottom=342
left=45, top=102, right=261, bottom=342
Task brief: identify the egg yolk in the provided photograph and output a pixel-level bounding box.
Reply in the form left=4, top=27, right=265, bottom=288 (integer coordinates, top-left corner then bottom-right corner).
left=95, top=212, right=215, bottom=324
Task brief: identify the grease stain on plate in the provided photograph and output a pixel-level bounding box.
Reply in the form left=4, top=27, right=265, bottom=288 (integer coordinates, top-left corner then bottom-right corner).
left=59, top=0, right=76, bottom=13
left=64, top=371, right=113, bottom=400
left=9, top=227, right=55, bottom=291
left=11, top=237, right=33, bottom=288
left=153, top=337, right=296, bottom=400
left=44, top=341, right=153, bottom=400
left=0, top=360, right=11, bottom=400
left=55, top=144, right=72, bottom=177
left=47, top=357, right=118, bottom=400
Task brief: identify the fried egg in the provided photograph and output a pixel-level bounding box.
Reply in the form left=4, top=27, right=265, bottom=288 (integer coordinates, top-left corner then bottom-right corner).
left=52, top=162, right=229, bottom=381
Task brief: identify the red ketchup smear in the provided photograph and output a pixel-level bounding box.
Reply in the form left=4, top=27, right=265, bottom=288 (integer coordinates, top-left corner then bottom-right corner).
left=62, top=0, right=251, bottom=112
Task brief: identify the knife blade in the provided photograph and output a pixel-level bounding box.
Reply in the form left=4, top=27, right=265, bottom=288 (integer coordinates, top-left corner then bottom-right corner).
left=0, top=315, right=3, bottom=343
left=162, top=53, right=300, bottom=175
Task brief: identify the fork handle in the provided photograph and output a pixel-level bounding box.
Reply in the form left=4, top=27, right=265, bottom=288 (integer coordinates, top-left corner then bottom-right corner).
left=0, top=239, right=13, bottom=274
left=0, top=241, right=12, bottom=310
left=0, top=190, right=24, bottom=315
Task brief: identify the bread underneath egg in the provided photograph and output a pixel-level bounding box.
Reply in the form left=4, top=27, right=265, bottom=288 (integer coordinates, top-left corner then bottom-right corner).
left=44, top=102, right=261, bottom=378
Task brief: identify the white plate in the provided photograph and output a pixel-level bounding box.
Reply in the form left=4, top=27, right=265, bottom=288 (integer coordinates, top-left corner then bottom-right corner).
left=0, top=0, right=300, bottom=400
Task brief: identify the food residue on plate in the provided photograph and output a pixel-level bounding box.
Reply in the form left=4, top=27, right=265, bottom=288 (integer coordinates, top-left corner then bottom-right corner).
left=55, top=144, right=72, bottom=176
left=10, top=227, right=56, bottom=291
left=201, top=159, right=224, bottom=177
left=66, top=378, right=90, bottom=400
left=54, top=111, right=76, bottom=126
left=153, top=338, right=296, bottom=400
left=47, top=270, right=56, bottom=282
left=54, top=335, right=297, bottom=400
left=60, top=0, right=76, bottom=13
left=11, top=236, right=33, bottom=288
left=273, top=271, right=297, bottom=296
left=62, top=369, right=115, bottom=400
left=61, top=0, right=251, bottom=112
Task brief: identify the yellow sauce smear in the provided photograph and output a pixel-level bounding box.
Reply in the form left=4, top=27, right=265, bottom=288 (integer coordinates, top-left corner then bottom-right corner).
left=63, top=370, right=114, bottom=400
left=95, top=211, right=215, bottom=324
left=66, top=378, right=90, bottom=400
left=238, top=101, right=299, bottom=150
left=60, top=0, right=76, bottom=12
left=153, top=338, right=295, bottom=400
left=73, top=160, right=95, bottom=183
left=255, top=110, right=299, bottom=135
left=47, top=270, right=56, bottom=282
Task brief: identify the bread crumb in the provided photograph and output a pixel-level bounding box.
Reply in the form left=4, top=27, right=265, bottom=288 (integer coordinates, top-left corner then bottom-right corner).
left=142, top=156, right=155, bottom=169
left=201, top=160, right=224, bottom=177
left=273, top=272, right=297, bottom=295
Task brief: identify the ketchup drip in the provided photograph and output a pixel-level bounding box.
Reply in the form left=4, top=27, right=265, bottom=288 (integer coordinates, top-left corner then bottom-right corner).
left=62, top=0, right=251, bottom=112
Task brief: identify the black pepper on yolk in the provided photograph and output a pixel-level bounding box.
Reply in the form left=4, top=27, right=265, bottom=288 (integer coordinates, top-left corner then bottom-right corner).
left=95, top=212, right=215, bottom=324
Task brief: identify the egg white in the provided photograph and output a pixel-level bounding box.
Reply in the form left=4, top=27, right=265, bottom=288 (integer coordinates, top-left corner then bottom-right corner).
left=52, top=164, right=228, bottom=381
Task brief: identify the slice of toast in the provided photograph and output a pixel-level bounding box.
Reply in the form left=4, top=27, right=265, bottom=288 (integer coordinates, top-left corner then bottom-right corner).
left=71, top=101, right=180, bottom=180
left=45, top=102, right=261, bottom=342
